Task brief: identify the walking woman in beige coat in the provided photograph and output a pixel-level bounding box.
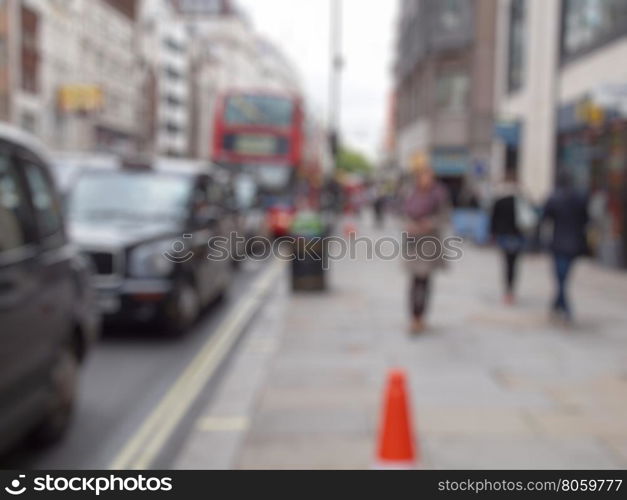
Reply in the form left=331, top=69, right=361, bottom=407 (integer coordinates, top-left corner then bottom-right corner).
left=403, top=163, right=451, bottom=334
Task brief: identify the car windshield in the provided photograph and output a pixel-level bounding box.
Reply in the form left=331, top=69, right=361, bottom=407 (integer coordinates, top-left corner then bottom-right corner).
left=69, top=170, right=192, bottom=223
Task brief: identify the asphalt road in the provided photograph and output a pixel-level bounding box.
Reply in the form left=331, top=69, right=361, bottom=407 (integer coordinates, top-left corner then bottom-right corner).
left=1, top=260, right=272, bottom=470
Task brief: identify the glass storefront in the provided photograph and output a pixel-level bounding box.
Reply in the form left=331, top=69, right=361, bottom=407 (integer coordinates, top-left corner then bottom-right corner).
left=562, top=0, right=627, bottom=61
left=558, top=120, right=627, bottom=268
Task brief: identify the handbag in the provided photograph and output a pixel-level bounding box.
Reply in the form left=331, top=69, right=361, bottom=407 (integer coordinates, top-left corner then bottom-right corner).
left=515, top=196, right=538, bottom=235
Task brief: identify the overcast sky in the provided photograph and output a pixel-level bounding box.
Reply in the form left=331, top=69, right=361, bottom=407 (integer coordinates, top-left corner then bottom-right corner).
left=239, top=0, right=399, bottom=160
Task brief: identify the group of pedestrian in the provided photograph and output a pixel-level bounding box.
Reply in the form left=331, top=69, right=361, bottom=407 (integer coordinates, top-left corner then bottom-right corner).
left=490, top=169, right=588, bottom=323
left=402, top=162, right=589, bottom=334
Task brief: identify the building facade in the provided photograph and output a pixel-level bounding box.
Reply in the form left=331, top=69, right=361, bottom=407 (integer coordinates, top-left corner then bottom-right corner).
left=179, top=3, right=300, bottom=161
left=394, top=0, right=498, bottom=206
left=8, top=0, right=43, bottom=136
left=494, top=0, right=627, bottom=268
left=0, top=0, right=142, bottom=154
left=139, top=0, right=191, bottom=157
left=1, top=0, right=301, bottom=163
left=51, top=0, right=141, bottom=154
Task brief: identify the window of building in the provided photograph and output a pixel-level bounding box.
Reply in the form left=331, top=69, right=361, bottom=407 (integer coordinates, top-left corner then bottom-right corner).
left=436, top=69, right=469, bottom=112
left=165, top=94, right=184, bottom=108
left=164, top=37, right=185, bottom=54
left=437, top=0, right=465, bottom=33
left=163, top=121, right=183, bottom=134
left=164, top=65, right=183, bottom=81
left=508, top=0, right=526, bottom=93
left=562, top=0, right=627, bottom=60
left=20, top=5, right=40, bottom=94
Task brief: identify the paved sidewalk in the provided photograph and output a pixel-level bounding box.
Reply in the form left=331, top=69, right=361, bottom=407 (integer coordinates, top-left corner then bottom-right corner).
left=175, top=217, right=627, bottom=470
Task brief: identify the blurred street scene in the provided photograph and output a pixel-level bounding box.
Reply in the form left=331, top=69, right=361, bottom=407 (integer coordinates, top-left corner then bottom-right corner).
left=176, top=217, right=627, bottom=470
left=1, top=0, right=627, bottom=471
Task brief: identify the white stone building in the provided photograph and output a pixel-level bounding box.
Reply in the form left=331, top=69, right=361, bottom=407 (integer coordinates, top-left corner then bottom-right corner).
left=493, top=0, right=561, bottom=202
left=139, top=0, right=191, bottom=157
left=1, top=0, right=142, bottom=153
left=1, top=0, right=44, bottom=136
left=179, top=4, right=300, bottom=160
left=494, top=0, right=627, bottom=267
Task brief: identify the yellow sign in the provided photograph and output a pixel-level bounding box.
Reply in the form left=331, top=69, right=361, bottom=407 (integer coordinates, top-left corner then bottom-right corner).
left=576, top=98, right=605, bottom=128
left=58, top=85, right=104, bottom=113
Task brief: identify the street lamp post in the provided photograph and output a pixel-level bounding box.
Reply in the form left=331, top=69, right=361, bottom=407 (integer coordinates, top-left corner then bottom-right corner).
left=329, top=0, right=343, bottom=166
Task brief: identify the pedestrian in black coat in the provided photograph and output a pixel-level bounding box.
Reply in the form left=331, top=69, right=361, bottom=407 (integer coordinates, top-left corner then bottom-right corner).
left=490, top=170, right=529, bottom=305
left=543, top=172, right=589, bottom=321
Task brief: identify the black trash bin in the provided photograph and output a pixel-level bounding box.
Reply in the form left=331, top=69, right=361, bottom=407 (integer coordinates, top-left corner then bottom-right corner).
left=290, top=212, right=328, bottom=292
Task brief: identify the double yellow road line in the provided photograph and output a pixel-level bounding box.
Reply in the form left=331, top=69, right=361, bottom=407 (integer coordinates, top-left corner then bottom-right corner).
left=109, top=260, right=286, bottom=470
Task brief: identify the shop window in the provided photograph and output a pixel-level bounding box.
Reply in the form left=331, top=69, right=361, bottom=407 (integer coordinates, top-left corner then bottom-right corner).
left=562, top=0, right=627, bottom=61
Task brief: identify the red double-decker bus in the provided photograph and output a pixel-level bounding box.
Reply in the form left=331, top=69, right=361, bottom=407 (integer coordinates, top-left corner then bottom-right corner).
left=213, top=90, right=304, bottom=169
left=212, top=90, right=311, bottom=236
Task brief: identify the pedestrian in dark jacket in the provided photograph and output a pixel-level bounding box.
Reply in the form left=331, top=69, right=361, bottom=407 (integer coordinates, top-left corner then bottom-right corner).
left=490, top=170, right=529, bottom=305
left=543, top=172, right=589, bottom=322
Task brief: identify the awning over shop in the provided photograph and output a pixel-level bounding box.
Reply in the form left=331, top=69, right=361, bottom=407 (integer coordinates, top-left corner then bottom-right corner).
left=432, top=148, right=469, bottom=177
left=494, top=120, right=522, bottom=147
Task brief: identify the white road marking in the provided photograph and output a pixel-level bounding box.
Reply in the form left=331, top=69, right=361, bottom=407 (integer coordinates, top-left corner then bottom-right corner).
left=109, top=259, right=286, bottom=470
left=196, top=417, right=250, bottom=433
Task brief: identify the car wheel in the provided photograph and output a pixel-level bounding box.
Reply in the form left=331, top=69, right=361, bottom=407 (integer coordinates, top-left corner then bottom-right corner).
left=30, top=343, right=79, bottom=446
left=167, top=279, right=200, bottom=336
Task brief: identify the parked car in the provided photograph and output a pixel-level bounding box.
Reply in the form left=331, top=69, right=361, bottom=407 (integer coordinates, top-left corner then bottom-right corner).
left=0, top=124, right=100, bottom=454
left=65, top=157, right=235, bottom=334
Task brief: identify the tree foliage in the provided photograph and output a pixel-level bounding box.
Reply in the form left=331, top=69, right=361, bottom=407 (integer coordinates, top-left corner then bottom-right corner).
left=336, top=147, right=373, bottom=175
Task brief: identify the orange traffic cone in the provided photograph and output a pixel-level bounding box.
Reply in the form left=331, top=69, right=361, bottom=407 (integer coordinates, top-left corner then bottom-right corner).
left=375, top=370, right=418, bottom=469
